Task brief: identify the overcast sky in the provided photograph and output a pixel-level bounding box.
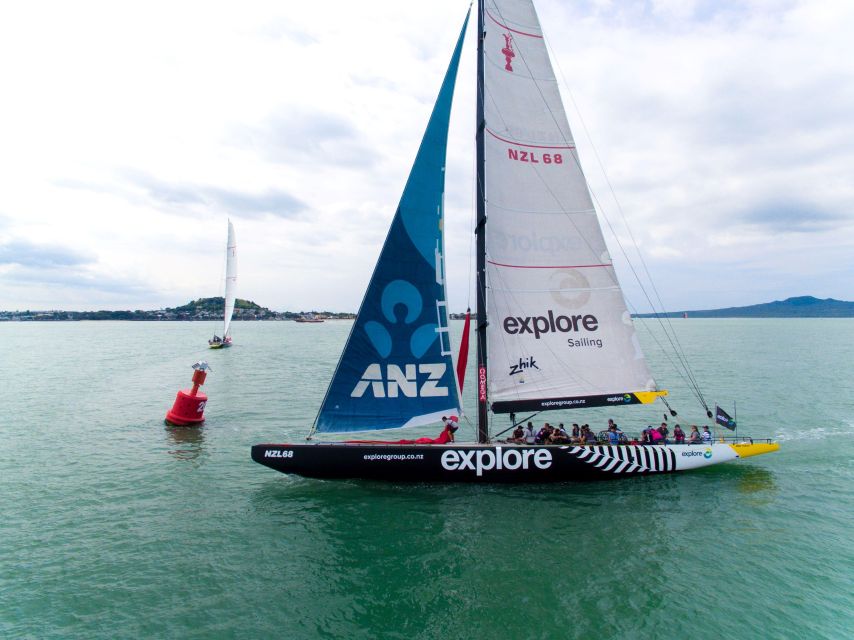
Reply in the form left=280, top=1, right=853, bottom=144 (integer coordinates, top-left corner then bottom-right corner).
left=1, top=0, right=852, bottom=312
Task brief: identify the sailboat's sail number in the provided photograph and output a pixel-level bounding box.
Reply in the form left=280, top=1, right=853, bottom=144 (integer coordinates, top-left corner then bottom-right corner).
left=264, top=450, right=294, bottom=459
left=507, top=150, right=563, bottom=164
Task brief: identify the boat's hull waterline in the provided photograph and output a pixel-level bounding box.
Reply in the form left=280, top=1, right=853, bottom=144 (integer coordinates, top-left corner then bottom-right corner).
left=251, top=442, right=779, bottom=482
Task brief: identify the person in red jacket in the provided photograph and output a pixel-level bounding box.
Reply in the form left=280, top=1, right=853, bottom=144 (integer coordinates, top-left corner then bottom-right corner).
left=414, top=416, right=458, bottom=444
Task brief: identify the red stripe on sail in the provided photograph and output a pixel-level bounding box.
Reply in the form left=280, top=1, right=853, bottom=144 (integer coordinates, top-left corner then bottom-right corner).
left=456, top=309, right=471, bottom=391
left=485, top=127, right=575, bottom=150
left=488, top=261, right=612, bottom=269
left=486, top=11, right=543, bottom=38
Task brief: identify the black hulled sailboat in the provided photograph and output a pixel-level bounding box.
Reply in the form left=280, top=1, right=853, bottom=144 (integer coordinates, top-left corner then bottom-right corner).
left=251, top=0, right=778, bottom=481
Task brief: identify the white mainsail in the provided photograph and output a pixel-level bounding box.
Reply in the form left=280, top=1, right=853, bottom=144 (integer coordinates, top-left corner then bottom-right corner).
left=223, top=219, right=237, bottom=338
left=482, top=0, right=657, bottom=412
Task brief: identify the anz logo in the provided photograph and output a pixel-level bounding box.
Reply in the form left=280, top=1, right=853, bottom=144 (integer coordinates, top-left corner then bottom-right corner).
left=351, top=278, right=450, bottom=399
left=351, top=363, right=448, bottom=398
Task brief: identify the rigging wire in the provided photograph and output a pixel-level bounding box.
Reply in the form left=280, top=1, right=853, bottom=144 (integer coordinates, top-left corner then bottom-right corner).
left=492, top=411, right=540, bottom=440
left=542, top=34, right=711, bottom=412
left=467, top=108, right=477, bottom=312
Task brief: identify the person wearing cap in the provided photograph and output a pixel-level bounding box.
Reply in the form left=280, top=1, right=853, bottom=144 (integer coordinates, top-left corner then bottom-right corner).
left=508, top=424, right=525, bottom=444
left=701, top=425, right=713, bottom=444
left=439, top=416, right=458, bottom=443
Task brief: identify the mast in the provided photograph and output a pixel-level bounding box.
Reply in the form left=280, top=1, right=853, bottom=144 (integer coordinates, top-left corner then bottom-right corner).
left=475, top=0, right=489, bottom=443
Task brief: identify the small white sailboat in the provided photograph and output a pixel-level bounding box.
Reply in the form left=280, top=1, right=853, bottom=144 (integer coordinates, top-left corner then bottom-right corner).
left=209, top=219, right=237, bottom=349
left=253, top=0, right=778, bottom=481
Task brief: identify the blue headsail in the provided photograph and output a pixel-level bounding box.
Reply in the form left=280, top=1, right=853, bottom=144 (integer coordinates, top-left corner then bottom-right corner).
left=314, top=12, right=470, bottom=434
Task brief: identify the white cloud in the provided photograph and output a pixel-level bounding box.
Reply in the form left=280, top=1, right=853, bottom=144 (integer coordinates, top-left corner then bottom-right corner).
left=0, top=0, right=852, bottom=311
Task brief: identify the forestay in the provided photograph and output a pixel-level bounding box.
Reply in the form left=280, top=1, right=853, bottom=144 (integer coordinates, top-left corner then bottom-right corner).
left=481, top=0, right=658, bottom=414
left=314, top=13, right=470, bottom=433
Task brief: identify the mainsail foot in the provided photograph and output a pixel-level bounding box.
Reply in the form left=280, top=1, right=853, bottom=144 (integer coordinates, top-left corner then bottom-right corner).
left=492, top=390, right=669, bottom=414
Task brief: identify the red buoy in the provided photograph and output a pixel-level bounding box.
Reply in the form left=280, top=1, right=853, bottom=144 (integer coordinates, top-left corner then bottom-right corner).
left=165, top=362, right=210, bottom=426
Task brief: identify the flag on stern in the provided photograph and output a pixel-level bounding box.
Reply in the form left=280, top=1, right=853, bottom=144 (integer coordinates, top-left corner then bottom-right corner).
left=715, top=405, right=737, bottom=430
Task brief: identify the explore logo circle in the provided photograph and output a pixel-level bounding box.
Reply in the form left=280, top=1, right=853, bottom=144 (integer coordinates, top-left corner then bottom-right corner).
left=623, top=394, right=632, bottom=403
left=704, top=448, right=713, bottom=459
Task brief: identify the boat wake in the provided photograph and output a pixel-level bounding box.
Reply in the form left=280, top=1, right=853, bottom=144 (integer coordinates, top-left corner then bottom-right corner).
left=773, top=425, right=853, bottom=442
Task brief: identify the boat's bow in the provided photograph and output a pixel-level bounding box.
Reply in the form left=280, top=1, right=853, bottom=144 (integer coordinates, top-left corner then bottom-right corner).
left=728, top=441, right=780, bottom=458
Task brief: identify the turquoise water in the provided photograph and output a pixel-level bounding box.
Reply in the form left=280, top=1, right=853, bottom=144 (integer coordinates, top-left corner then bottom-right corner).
left=1, top=319, right=852, bottom=639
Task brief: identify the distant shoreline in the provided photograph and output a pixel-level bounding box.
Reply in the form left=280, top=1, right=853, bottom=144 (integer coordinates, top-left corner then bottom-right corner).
left=632, top=296, right=854, bottom=319
left=0, top=296, right=357, bottom=322
left=3, top=296, right=853, bottom=321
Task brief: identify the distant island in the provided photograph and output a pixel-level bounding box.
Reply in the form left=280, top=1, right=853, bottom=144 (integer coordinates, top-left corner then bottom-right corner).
left=633, top=296, right=854, bottom=318
left=0, top=297, right=356, bottom=321
left=4, top=295, right=852, bottom=321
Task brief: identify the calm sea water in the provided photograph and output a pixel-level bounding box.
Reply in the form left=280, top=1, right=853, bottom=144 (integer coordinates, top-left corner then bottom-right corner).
left=1, top=319, right=852, bottom=639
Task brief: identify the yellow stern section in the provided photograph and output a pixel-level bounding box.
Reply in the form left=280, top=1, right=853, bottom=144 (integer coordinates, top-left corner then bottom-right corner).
left=728, top=442, right=780, bottom=458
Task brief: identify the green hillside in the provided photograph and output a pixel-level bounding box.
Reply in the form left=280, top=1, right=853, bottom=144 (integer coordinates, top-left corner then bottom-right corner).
left=634, top=296, right=854, bottom=318
left=169, top=297, right=269, bottom=314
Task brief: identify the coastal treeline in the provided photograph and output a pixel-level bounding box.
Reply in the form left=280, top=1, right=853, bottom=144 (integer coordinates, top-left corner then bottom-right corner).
left=0, top=297, right=356, bottom=321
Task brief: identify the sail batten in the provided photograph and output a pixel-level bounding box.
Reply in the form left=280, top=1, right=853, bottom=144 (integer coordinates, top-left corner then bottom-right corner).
left=482, top=0, right=657, bottom=412
left=488, top=261, right=613, bottom=269
left=484, top=128, right=573, bottom=149
left=314, top=12, right=470, bottom=434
